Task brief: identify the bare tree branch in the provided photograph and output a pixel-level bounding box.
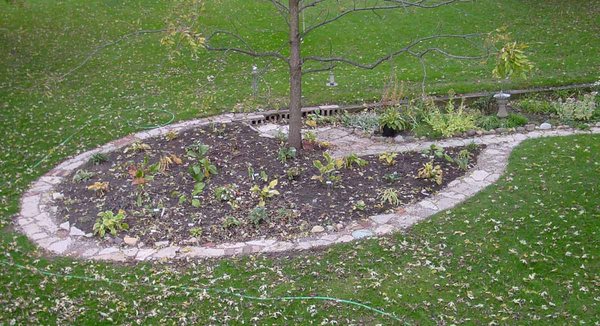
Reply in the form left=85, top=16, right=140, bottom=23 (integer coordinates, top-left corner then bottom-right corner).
left=301, top=0, right=464, bottom=36
left=204, top=30, right=289, bottom=62
left=302, top=33, right=485, bottom=69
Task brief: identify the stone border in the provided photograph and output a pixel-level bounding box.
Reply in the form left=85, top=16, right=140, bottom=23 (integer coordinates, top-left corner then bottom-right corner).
left=15, top=111, right=600, bottom=262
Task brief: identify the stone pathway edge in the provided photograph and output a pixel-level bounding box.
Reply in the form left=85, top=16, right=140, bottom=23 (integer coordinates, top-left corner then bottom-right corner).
left=14, top=111, right=600, bottom=262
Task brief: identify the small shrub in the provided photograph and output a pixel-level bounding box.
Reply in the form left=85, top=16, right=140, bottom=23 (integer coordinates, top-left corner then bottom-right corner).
left=417, top=161, right=443, bottom=185
left=352, top=200, right=367, bottom=211
left=505, top=113, right=529, bottom=128
left=214, top=185, right=236, bottom=202
left=311, top=152, right=343, bottom=184
left=250, top=179, right=280, bottom=206
left=248, top=206, right=268, bottom=226
left=89, top=153, right=108, bottom=165
left=222, top=216, right=241, bottom=229
left=340, top=111, right=379, bottom=133
left=378, top=188, right=400, bottom=206
left=453, top=149, right=472, bottom=171
left=383, top=172, right=401, bottom=183
left=515, top=98, right=554, bottom=114
left=424, top=97, right=477, bottom=137
left=286, top=167, right=302, bottom=180
left=379, top=107, right=408, bottom=135
left=277, top=146, right=297, bottom=163
left=553, top=93, right=597, bottom=121
left=72, top=169, right=95, bottom=183
left=343, top=153, right=368, bottom=169
left=189, top=227, right=203, bottom=237
left=93, top=210, right=128, bottom=237
left=378, top=152, right=398, bottom=166
left=477, top=115, right=502, bottom=130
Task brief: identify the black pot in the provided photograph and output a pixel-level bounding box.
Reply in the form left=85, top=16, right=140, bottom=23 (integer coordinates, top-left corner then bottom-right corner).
left=381, top=125, right=398, bottom=137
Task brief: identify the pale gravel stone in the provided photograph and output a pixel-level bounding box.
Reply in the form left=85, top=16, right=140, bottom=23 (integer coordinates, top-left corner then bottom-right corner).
left=264, top=242, right=295, bottom=252
left=59, top=221, right=70, bottom=230
left=29, top=232, right=48, bottom=241
left=337, top=235, right=355, bottom=243
left=69, top=226, right=86, bottom=236
left=82, top=248, right=100, bottom=257
left=23, top=223, right=42, bottom=235
left=154, top=241, right=169, bottom=248
left=419, top=200, right=438, bottom=211
left=122, top=248, right=139, bottom=257
left=311, top=225, right=325, bottom=233
left=123, top=236, right=139, bottom=246
left=352, top=229, right=374, bottom=239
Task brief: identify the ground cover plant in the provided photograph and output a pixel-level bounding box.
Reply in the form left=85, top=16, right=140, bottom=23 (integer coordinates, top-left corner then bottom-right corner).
left=55, top=123, right=481, bottom=245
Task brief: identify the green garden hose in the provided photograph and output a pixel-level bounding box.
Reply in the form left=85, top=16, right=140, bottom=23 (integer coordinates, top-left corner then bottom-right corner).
left=0, top=259, right=403, bottom=323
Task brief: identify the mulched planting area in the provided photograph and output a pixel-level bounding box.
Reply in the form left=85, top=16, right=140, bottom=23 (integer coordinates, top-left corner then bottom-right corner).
left=56, top=122, right=482, bottom=246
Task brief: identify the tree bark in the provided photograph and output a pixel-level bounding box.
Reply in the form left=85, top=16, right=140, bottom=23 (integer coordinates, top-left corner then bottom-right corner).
left=287, top=0, right=302, bottom=150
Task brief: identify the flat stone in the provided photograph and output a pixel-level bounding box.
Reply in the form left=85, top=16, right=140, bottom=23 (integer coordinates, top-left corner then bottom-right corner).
left=59, top=221, right=70, bottom=230
left=352, top=229, right=374, bottom=239
left=370, top=214, right=395, bottom=224
left=246, top=239, right=277, bottom=247
left=311, top=225, right=325, bottom=233
left=154, top=241, right=169, bottom=248
left=69, top=226, right=86, bottom=236
left=470, top=170, right=490, bottom=182
left=123, top=236, right=139, bottom=246
left=153, top=246, right=179, bottom=259
left=98, top=247, right=120, bottom=256
left=394, top=135, right=404, bottom=143
left=337, top=235, right=355, bottom=243
left=135, top=249, right=156, bottom=261
left=48, top=239, right=72, bottom=254
left=374, top=224, right=395, bottom=235
left=540, top=122, right=552, bottom=130
left=52, top=192, right=64, bottom=201
left=525, top=124, right=536, bottom=131
left=516, top=127, right=525, bottom=132
left=419, top=200, right=439, bottom=211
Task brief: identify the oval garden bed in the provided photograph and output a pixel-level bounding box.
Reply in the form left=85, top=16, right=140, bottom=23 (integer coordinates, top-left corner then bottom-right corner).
left=54, top=122, right=483, bottom=247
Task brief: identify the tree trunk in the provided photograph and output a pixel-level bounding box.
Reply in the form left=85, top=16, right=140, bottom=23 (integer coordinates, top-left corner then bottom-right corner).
left=287, top=0, right=302, bottom=150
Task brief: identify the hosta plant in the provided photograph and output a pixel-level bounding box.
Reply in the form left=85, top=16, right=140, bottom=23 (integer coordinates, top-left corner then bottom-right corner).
left=251, top=179, right=280, bottom=207
left=93, top=210, right=128, bottom=237
left=417, top=161, right=443, bottom=185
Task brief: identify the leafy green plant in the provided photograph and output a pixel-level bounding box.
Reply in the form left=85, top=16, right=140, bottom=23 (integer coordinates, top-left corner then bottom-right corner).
left=277, top=146, right=297, bottom=163
left=164, top=130, right=178, bottom=141
left=493, top=41, right=534, bottom=80
left=466, top=142, right=479, bottom=152
left=72, top=169, right=95, bottom=183
left=417, top=161, right=443, bottom=185
left=453, top=149, right=472, bottom=171
left=93, top=210, right=128, bottom=237
left=251, top=179, right=280, bottom=206
left=378, top=188, right=400, bottom=206
left=286, top=167, right=302, bottom=181
left=378, top=152, right=398, bottom=166
left=248, top=206, right=268, bottom=226
left=124, top=142, right=151, bottom=153
left=505, top=113, right=529, bottom=128
left=189, top=158, right=217, bottom=182
left=311, top=152, right=344, bottom=184
left=304, top=131, right=317, bottom=143
left=379, top=107, right=408, bottom=134
left=343, top=153, right=368, bottom=169
left=89, top=153, right=109, bottom=165
left=186, top=141, right=210, bottom=159
left=275, top=130, right=288, bottom=143
left=214, top=185, right=236, bottom=202
left=424, top=144, right=453, bottom=162
left=189, top=226, right=203, bottom=237
left=477, top=115, right=502, bottom=131
left=515, top=98, right=554, bottom=114
left=383, top=172, right=401, bottom=183
left=222, top=216, right=241, bottom=229
left=553, top=93, right=597, bottom=121
left=424, top=97, right=477, bottom=137
left=352, top=200, right=367, bottom=211
left=340, top=111, right=380, bottom=133
left=276, top=208, right=297, bottom=220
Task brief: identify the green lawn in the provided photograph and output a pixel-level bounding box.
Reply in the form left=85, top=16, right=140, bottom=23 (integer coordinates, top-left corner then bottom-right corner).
left=1, top=0, right=599, bottom=323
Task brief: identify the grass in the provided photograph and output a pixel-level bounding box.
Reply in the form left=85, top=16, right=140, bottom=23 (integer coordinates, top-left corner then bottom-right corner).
left=0, top=0, right=599, bottom=323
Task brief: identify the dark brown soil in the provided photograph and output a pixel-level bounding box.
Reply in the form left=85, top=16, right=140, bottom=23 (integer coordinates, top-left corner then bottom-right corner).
left=56, top=123, right=482, bottom=246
